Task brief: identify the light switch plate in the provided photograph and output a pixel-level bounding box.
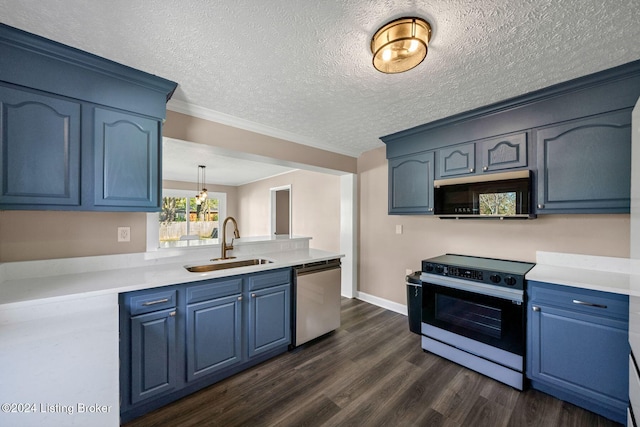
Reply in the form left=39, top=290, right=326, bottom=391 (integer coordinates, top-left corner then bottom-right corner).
left=118, top=227, right=131, bottom=242
left=396, top=224, right=403, bottom=234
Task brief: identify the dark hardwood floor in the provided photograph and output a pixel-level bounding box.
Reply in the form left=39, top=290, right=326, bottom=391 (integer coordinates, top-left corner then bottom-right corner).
left=123, top=298, right=622, bottom=427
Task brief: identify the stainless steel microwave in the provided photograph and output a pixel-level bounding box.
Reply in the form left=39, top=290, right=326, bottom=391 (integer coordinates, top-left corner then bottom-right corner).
left=434, top=170, right=534, bottom=219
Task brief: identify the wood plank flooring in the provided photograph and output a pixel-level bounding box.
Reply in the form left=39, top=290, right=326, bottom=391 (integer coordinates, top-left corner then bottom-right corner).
left=123, top=298, right=622, bottom=427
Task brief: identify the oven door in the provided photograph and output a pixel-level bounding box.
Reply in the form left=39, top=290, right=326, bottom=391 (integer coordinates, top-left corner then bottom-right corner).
left=421, top=275, right=525, bottom=357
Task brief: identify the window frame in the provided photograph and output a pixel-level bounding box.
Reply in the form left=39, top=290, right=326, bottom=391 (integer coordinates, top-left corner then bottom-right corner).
left=152, top=189, right=227, bottom=250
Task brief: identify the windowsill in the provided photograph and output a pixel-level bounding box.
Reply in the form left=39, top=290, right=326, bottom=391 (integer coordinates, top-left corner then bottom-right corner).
left=159, top=239, right=220, bottom=249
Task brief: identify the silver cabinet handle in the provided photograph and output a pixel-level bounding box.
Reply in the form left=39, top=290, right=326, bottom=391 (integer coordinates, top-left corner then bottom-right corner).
left=537, top=204, right=545, bottom=209
left=238, top=296, right=242, bottom=301
left=532, top=306, right=540, bottom=312
left=169, top=311, right=177, bottom=317
left=251, top=293, right=256, bottom=298
left=142, top=298, right=169, bottom=306
left=469, top=168, right=474, bottom=172
left=572, top=299, right=607, bottom=309
left=428, top=207, right=433, bottom=212
left=483, top=166, right=488, bottom=171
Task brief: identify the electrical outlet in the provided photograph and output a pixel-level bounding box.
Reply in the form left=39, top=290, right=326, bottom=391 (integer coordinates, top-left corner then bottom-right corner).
left=117, top=227, right=131, bottom=242
left=395, top=224, right=403, bottom=234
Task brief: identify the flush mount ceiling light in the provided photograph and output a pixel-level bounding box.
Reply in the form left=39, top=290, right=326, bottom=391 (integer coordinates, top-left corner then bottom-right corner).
left=371, top=17, right=432, bottom=74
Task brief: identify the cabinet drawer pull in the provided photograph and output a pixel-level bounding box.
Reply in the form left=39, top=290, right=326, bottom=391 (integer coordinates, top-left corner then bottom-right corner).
left=537, top=204, right=544, bottom=209
left=169, top=311, right=177, bottom=317
left=572, top=299, right=607, bottom=309
left=251, top=293, right=256, bottom=298
left=238, top=296, right=243, bottom=301
left=483, top=166, right=488, bottom=171
left=532, top=306, right=540, bottom=312
left=142, top=298, right=170, bottom=306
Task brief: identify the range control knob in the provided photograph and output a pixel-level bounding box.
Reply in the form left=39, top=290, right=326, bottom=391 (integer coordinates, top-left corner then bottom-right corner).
left=435, top=265, right=445, bottom=274
left=489, top=274, right=502, bottom=284
left=424, top=263, right=434, bottom=272
left=504, top=276, right=517, bottom=286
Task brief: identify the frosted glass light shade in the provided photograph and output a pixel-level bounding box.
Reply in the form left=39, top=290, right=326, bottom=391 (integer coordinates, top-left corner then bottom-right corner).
left=371, top=17, right=431, bottom=74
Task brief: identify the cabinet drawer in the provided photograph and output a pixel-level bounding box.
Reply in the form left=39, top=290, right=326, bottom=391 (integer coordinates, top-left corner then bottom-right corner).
left=528, top=281, right=628, bottom=320
left=129, top=289, right=177, bottom=316
left=186, top=278, right=243, bottom=304
left=247, top=268, right=291, bottom=291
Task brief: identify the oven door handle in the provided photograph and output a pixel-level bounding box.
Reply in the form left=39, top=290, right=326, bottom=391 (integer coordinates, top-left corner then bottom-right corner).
left=420, top=272, right=524, bottom=302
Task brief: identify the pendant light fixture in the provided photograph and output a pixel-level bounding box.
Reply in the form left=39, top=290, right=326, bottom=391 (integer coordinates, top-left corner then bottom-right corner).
left=194, top=165, right=208, bottom=205
left=371, top=17, right=431, bottom=74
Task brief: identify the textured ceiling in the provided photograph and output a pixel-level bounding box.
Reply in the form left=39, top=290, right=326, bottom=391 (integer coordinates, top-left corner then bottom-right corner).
left=2, top=0, right=640, bottom=161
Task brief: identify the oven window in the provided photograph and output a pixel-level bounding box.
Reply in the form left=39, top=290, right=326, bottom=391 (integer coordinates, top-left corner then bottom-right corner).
left=478, top=191, right=516, bottom=216
left=435, top=294, right=502, bottom=339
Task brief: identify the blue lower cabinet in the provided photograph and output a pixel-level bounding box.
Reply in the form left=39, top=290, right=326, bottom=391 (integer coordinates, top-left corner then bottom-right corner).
left=130, top=308, right=178, bottom=404
left=186, top=294, right=243, bottom=381
left=527, top=281, right=629, bottom=424
left=248, top=284, right=291, bottom=358
left=120, top=268, right=292, bottom=422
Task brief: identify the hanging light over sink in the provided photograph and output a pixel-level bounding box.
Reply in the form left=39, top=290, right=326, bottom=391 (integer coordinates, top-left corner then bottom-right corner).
left=195, top=165, right=208, bottom=205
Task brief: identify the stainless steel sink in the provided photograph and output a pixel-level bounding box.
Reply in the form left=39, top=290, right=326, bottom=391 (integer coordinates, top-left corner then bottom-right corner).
left=184, top=258, right=273, bottom=273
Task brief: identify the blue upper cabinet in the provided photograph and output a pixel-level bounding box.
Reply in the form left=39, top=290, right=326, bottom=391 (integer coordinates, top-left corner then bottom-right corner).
left=388, top=151, right=434, bottom=214
left=438, top=143, right=475, bottom=177
left=0, top=85, right=81, bottom=206
left=382, top=60, right=640, bottom=215
left=93, top=108, right=160, bottom=209
left=437, top=132, right=527, bottom=178
left=480, top=132, right=527, bottom=173
left=0, top=24, right=177, bottom=212
left=536, top=109, right=632, bottom=213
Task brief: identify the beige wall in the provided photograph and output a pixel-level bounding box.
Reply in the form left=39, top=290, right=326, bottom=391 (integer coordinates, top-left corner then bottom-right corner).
left=358, top=146, right=631, bottom=305
left=236, top=170, right=341, bottom=253
left=0, top=210, right=147, bottom=262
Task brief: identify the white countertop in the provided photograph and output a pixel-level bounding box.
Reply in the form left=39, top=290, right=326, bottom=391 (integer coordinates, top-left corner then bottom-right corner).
left=526, top=251, right=640, bottom=297
left=0, top=236, right=342, bottom=309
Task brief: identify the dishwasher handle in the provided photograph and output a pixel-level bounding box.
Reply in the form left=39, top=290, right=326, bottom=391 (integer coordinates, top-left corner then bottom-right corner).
left=295, top=259, right=341, bottom=275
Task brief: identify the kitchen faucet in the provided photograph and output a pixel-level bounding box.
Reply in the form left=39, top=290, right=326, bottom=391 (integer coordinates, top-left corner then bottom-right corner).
left=220, top=216, right=240, bottom=260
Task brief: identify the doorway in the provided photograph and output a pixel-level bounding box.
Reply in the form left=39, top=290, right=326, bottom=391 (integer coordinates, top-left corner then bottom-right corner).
left=270, top=185, right=291, bottom=236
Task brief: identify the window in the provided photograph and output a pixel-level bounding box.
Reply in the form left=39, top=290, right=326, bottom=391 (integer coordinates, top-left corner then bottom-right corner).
left=158, top=190, right=226, bottom=248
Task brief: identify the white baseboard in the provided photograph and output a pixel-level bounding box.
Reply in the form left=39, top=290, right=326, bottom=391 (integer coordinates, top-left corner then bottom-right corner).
left=355, top=291, right=408, bottom=316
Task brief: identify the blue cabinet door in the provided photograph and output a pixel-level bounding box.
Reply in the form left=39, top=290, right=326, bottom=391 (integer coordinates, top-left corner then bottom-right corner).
left=247, top=283, right=291, bottom=358
left=0, top=85, right=81, bottom=207
left=527, top=282, right=629, bottom=423
left=536, top=109, right=631, bottom=213
left=388, top=151, right=434, bottom=214
left=438, top=143, right=475, bottom=177
left=93, top=107, right=160, bottom=210
left=130, top=308, right=177, bottom=404
left=480, top=132, right=527, bottom=172
left=186, top=294, right=243, bottom=381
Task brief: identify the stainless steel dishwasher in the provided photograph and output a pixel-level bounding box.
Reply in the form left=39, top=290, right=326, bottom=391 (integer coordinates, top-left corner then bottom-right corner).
left=292, top=259, right=341, bottom=347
